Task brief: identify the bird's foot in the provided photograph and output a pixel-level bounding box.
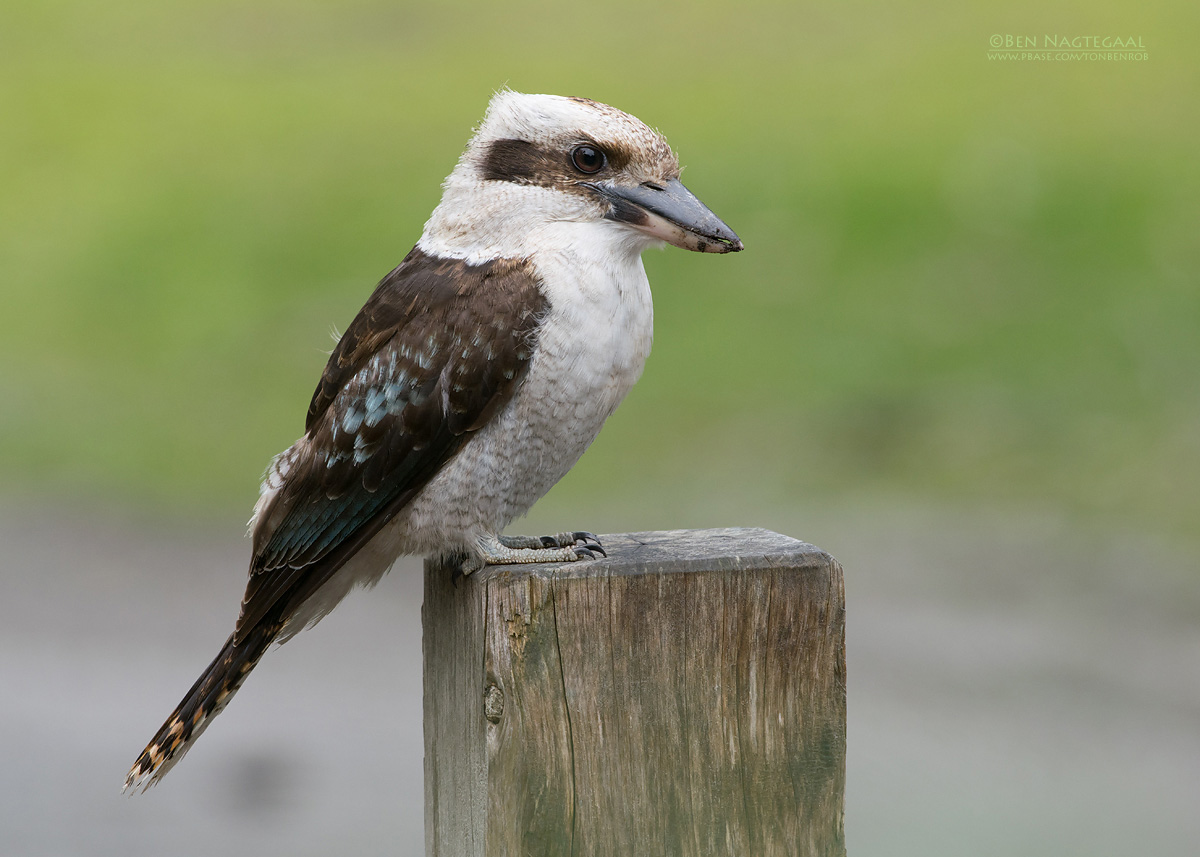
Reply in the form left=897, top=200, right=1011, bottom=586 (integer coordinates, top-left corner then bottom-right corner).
left=461, top=532, right=605, bottom=574
left=499, top=531, right=603, bottom=552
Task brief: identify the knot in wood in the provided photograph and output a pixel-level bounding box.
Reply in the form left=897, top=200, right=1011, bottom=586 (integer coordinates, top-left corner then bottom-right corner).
left=483, top=683, right=504, bottom=724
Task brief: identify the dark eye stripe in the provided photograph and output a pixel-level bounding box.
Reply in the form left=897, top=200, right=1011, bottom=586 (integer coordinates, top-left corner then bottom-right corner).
left=480, top=139, right=562, bottom=186
left=480, top=138, right=632, bottom=187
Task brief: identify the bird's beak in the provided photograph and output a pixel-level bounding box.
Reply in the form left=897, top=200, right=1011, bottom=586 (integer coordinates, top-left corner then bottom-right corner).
left=589, top=178, right=743, bottom=253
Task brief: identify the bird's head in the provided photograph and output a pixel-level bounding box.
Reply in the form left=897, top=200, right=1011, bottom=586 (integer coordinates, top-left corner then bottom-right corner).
left=421, top=91, right=742, bottom=262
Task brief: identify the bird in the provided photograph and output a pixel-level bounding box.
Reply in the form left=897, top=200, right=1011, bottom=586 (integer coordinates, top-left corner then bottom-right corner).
left=125, top=90, right=742, bottom=791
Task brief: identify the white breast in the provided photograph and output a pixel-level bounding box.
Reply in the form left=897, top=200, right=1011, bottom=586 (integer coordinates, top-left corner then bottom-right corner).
left=373, top=219, right=655, bottom=558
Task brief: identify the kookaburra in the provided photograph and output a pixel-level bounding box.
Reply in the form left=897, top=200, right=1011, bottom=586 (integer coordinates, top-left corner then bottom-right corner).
left=126, top=90, right=741, bottom=790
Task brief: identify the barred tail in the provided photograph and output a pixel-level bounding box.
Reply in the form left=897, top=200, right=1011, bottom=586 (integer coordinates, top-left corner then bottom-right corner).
left=124, top=613, right=283, bottom=792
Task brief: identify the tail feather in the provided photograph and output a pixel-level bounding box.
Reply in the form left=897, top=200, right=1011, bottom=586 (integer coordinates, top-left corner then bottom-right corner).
left=125, top=613, right=283, bottom=792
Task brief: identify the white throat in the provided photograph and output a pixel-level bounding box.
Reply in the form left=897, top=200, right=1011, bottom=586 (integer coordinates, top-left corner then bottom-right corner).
left=417, top=180, right=660, bottom=266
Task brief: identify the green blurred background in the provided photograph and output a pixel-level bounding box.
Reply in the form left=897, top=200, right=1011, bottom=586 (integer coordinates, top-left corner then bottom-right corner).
left=3, top=0, right=1196, bottom=541
left=2, top=2, right=1199, bottom=855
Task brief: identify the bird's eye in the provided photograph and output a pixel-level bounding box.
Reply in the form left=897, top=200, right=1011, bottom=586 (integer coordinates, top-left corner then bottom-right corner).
left=570, top=145, right=605, bottom=174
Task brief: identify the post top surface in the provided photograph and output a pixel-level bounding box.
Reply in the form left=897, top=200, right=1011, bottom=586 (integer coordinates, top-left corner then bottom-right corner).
left=471, top=527, right=835, bottom=581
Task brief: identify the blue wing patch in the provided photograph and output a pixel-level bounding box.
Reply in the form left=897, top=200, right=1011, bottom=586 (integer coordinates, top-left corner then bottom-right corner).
left=235, top=248, right=546, bottom=642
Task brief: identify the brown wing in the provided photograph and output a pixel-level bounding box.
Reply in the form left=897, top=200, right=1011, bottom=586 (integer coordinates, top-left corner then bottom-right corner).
left=235, top=247, right=547, bottom=643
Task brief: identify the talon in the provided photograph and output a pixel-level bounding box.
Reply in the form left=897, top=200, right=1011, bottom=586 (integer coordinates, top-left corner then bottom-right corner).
left=453, top=552, right=481, bottom=582
left=573, top=544, right=606, bottom=560
left=572, top=531, right=602, bottom=546
left=540, top=536, right=559, bottom=548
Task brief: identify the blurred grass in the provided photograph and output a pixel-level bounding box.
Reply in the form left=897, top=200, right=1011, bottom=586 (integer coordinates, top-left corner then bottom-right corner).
left=1, top=0, right=1197, bottom=540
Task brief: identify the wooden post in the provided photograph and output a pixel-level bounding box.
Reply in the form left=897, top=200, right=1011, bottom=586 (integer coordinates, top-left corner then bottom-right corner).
left=423, top=528, right=846, bottom=857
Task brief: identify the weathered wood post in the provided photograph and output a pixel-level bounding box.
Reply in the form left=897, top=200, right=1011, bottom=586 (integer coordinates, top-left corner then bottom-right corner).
left=423, top=528, right=846, bottom=857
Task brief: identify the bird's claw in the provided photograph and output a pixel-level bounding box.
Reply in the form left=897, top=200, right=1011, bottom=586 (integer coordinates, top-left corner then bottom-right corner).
left=537, top=531, right=603, bottom=550
left=490, top=532, right=606, bottom=564
left=570, top=532, right=605, bottom=559
left=572, top=543, right=607, bottom=560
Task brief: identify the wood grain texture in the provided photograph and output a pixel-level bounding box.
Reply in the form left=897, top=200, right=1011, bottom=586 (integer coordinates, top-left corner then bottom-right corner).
left=423, top=528, right=846, bottom=857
